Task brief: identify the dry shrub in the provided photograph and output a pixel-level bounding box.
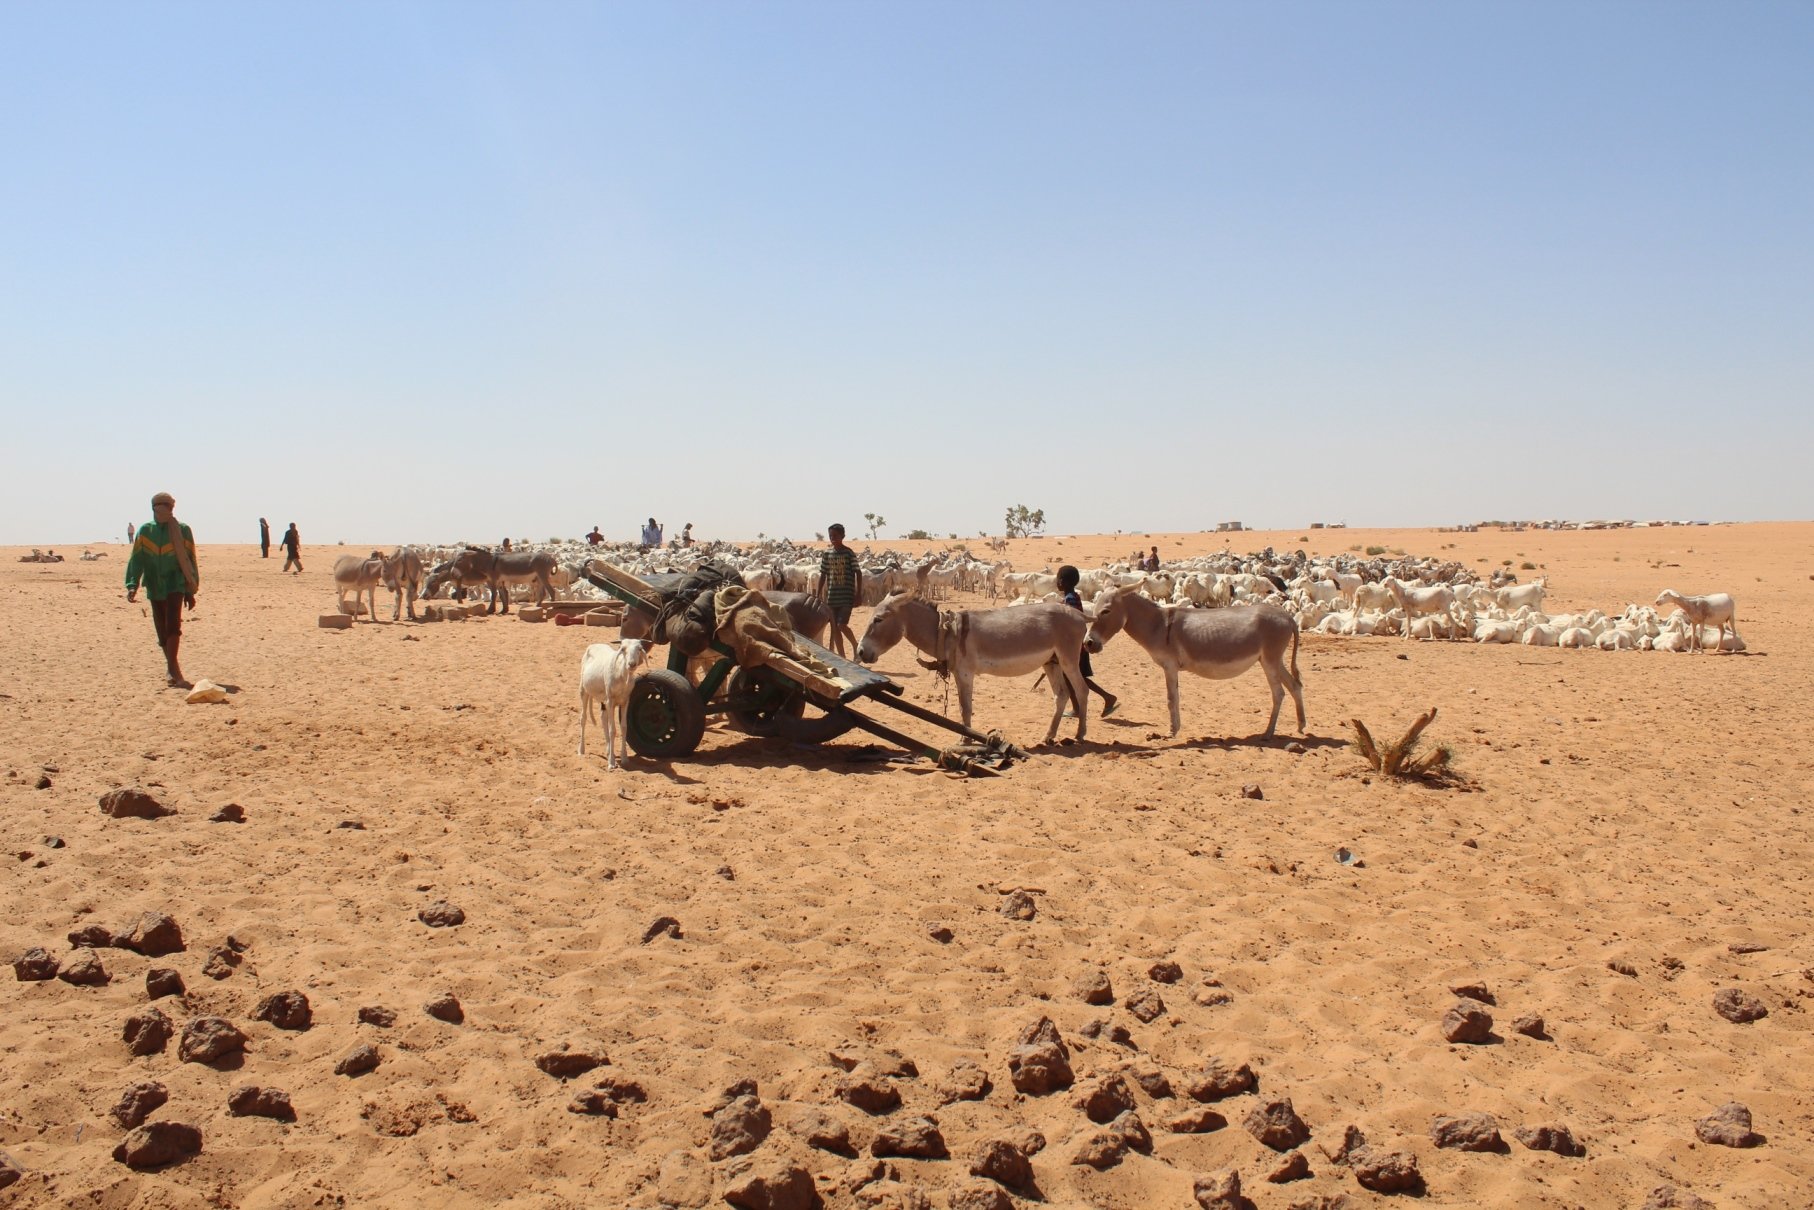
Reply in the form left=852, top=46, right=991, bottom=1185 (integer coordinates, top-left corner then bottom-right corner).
left=1351, top=707, right=1454, bottom=780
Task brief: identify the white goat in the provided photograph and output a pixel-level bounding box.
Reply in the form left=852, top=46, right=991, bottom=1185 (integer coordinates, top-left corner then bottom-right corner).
left=1382, top=577, right=1461, bottom=640
left=1655, top=590, right=1738, bottom=653
left=578, top=639, right=650, bottom=770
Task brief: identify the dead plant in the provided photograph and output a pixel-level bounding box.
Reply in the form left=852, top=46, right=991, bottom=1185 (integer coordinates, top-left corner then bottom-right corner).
left=1351, top=706, right=1453, bottom=779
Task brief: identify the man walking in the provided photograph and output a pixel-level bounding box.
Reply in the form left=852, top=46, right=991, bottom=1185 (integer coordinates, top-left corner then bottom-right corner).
left=279, top=522, right=302, bottom=574
left=813, top=523, right=863, bottom=659
left=125, top=491, right=199, bottom=688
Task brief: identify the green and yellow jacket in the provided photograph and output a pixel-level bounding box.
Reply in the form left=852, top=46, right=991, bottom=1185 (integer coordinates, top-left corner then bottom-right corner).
left=125, top=522, right=199, bottom=601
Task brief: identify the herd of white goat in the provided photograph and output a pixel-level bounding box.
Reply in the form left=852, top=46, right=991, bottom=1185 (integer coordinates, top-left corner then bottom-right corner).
left=394, top=537, right=1742, bottom=654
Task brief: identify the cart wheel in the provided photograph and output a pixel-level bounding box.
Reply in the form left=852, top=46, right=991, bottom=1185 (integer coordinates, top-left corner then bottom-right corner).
left=626, top=669, right=707, bottom=758
left=776, top=707, right=860, bottom=745
left=725, top=665, right=806, bottom=736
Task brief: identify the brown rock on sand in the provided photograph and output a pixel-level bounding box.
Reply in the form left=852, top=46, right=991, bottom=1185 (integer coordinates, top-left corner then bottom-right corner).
left=1193, top=1169, right=1245, bottom=1210
left=1008, top=1017, right=1073, bottom=1095
left=1186, top=1058, right=1256, bottom=1101
left=1245, top=1099, right=1311, bottom=1151
left=872, top=1115, right=947, bottom=1159
left=424, top=992, right=464, bottom=1023
left=122, top=1008, right=173, bottom=1056
left=721, top=1158, right=817, bottom=1210
left=1514, top=1123, right=1584, bottom=1156
left=1643, top=1186, right=1715, bottom=1210
left=57, top=947, right=109, bottom=986
left=334, top=1043, right=381, bottom=1076
left=228, top=1085, right=296, bottom=1120
left=116, top=911, right=185, bottom=956
left=535, top=1046, right=607, bottom=1079
left=1431, top=1112, right=1502, bottom=1150
left=145, top=967, right=184, bottom=999
left=1695, top=1101, right=1762, bottom=1147
left=252, top=991, right=313, bottom=1031
left=936, top=1060, right=991, bottom=1103
left=179, top=1017, right=247, bottom=1064
left=1074, top=1073, right=1136, bottom=1124
left=1351, top=1145, right=1422, bottom=1193
left=838, top=1066, right=902, bottom=1113
left=12, top=947, right=58, bottom=981
left=99, top=788, right=174, bottom=819
left=710, top=1095, right=771, bottom=1160
left=1124, top=987, right=1166, bottom=1023
left=969, top=1137, right=1032, bottom=1189
left=1712, top=988, right=1767, bottom=1023
left=1441, top=1000, right=1494, bottom=1043
left=1073, top=966, right=1113, bottom=1005
left=1267, top=1150, right=1312, bottom=1182
left=112, top=1120, right=202, bottom=1168
left=110, top=1081, right=169, bottom=1129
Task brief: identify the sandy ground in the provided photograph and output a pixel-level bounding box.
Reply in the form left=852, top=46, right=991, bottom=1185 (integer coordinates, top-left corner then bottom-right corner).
left=3, top=523, right=1811, bottom=1209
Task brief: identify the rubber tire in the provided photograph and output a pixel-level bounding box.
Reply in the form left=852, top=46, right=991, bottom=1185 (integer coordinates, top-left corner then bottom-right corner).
left=725, top=665, right=806, bottom=737
left=775, top=707, right=861, bottom=745
left=625, top=669, right=707, bottom=758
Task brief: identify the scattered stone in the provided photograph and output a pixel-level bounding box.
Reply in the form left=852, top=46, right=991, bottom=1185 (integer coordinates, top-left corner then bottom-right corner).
left=1245, top=1099, right=1311, bottom=1151
left=1267, top=1149, right=1312, bottom=1182
left=1608, top=959, right=1639, bottom=977
left=228, top=1085, right=296, bottom=1121
left=1240, top=783, right=1263, bottom=800
left=116, top=912, right=185, bottom=957
left=1072, top=1127, right=1129, bottom=1170
left=721, top=1158, right=817, bottom=1210
left=1728, top=941, right=1769, bottom=955
left=1113, top=1110, right=1152, bottom=1152
left=1186, top=1058, right=1256, bottom=1101
left=1449, top=982, right=1494, bottom=1004
left=1010, top=1127, right=1046, bottom=1156
left=1514, top=1123, right=1584, bottom=1156
left=424, top=992, right=464, bottom=1023
left=1320, top=1124, right=1366, bottom=1166
left=111, top=1081, right=169, bottom=1129
left=949, top=1183, right=1012, bottom=1210
left=969, top=1138, right=1031, bottom=1189
left=123, top=1008, right=174, bottom=1056
left=1512, top=1014, right=1547, bottom=1039
left=201, top=946, right=240, bottom=979
left=1193, top=1170, right=1246, bottom=1209
left=1008, top=1016, right=1073, bottom=1095
left=927, top=923, right=953, bottom=943
left=1713, top=988, right=1768, bottom=1024
left=999, top=890, right=1037, bottom=921
left=146, top=968, right=184, bottom=999
left=12, top=947, right=57, bottom=981
left=1431, top=1113, right=1502, bottom=1151
left=705, top=1078, right=760, bottom=1115
left=337, top=819, right=365, bottom=830
left=1194, top=985, right=1235, bottom=1007
left=358, top=1005, right=396, bottom=1027
left=1695, top=1101, right=1762, bottom=1148
left=1169, top=1106, right=1228, bottom=1134
left=1125, top=987, right=1165, bottom=1023
left=335, top=1043, right=381, bottom=1076
left=1074, top=967, right=1114, bottom=1005
left=793, top=1106, right=852, bottom=1153
left=1286, top=741, right=1307, bottom=754
left=418, top=901, right=465, bottom=928
left=1643, top=1185, right=1715, bottom=1210
left=112, top=1121, right=202, bottom=1169
left=1440, top=1000, right=1494, bottom=1043
left=710, top=1095, right=772, bottom=1160
left=1351, top=1146, right=1422, bottom=1193
left=99, top=788, right=174, bottom=819
left=872, top=1115, right=947, bottom=1159
left=210, top=803, right=245, bottom=823
left=69, top=924, right=115, bottom=948
left=535, top=1046, right=607, bottom=1079
left=57, top=947, right=109, bottom=986
left=1075, top=1074, right=1137, bottom=1124
left=34, top=774, right=51, bottom=790
left=937, top=1060, right=991, bottom=1103
left=180, top=1016, right=247, bottom=1064
left=641, top=915, right=682, bottom=943
left=1126, top=1061, right=1173, bottom=1099
left=838, top=1067, right=902, bottom=1114
left=42, top=836, right=64, bottom=848
left=252, top=991, right=313, bottom=1031
left=1149, top=959, right=1184, bottom=983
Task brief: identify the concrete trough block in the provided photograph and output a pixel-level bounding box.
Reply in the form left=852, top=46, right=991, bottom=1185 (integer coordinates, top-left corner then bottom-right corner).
left=518, top=607, right=547, bottom=623
left=317, top=613, right=353, bottom=630
left=584, top=609, right=620, bottom=627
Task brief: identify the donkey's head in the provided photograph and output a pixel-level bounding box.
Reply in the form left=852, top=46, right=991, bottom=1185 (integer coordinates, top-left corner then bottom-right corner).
left=856, top=590, right=918, bottom=664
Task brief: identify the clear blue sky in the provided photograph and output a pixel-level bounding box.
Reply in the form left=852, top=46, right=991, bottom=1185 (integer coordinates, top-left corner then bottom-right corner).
left=4, top=1, right=1809, bottom=546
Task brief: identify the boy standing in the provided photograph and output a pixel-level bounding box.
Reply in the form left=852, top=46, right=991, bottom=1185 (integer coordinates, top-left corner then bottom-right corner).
left=814, top=523, right=863, bottom=659
left=1057, top=565, right=1116, bottom=717
left=125, top=491, right=199, bottom=688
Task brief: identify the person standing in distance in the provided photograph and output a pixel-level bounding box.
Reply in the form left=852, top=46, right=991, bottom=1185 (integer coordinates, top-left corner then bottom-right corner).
left=814, top=523, right=863, bottom=659
left=125, top=491, right=199, bottom=688
left=259, top=516, right=271, bottom=558
left=279, top=522, right=302, bottom=574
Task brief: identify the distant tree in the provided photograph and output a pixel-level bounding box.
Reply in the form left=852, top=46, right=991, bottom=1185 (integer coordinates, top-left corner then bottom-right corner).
left=1004, top=505, right=1046, bottom=538
left=863, top=513, right=886, bottom=541
left=906, top=528, right=931, bottom=541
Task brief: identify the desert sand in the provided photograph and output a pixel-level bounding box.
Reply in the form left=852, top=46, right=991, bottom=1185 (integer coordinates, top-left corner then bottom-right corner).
left=3, top=522, right=1811, bottom=1209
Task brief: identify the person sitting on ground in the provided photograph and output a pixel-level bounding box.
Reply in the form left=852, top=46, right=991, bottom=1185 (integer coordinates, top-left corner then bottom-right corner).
left=641, top=518, right=663, bottom=548
left=1057, top=564, right=1116, bottom=717
left=1143, top=546, right=1161, bottom=573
